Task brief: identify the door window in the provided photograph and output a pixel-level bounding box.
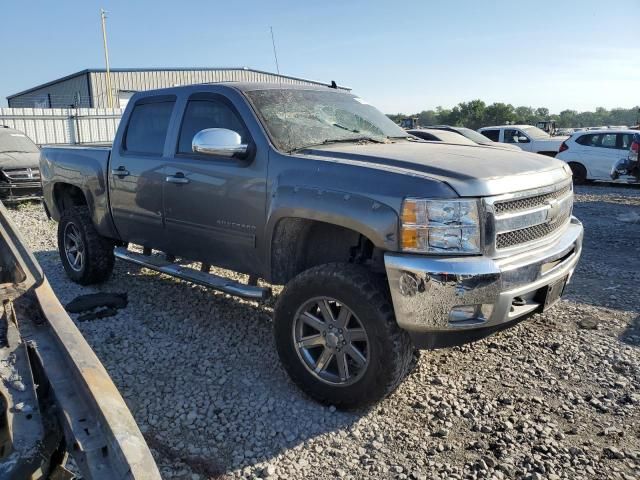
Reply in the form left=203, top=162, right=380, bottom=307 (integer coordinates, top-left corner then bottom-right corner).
left=575, top=134, right=596, bottom=146
left=600, top=133, right=617, bottom=149
left=619, top=133, right=633, bottom=150
left=480, top=129, right=499, bottom=142
left=177, top=97, right=249, bottom=154
left=410, top=130, right=438, bottom=141
left=123, top=99, right=175, bottom=155
left=504, top=129, right=530, bottom=144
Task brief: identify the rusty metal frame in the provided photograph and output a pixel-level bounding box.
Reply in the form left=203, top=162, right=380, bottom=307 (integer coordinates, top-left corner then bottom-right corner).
left=0, top=201, right=160, bottom=479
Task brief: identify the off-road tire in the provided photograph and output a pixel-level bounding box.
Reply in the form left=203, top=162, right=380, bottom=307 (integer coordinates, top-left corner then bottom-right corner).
left=58, top=206, right=115, bottom=285
left=568, top=162, right=588, bottom=185
left=274, top=263, right=415, bottom=409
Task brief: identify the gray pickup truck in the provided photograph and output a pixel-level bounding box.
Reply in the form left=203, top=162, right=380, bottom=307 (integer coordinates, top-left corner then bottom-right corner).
left=40, top=83, right=583, bottom=408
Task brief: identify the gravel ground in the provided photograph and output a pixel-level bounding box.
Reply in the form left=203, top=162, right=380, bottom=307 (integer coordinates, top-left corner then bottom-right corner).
left=5, top=185, right=640, bottom=480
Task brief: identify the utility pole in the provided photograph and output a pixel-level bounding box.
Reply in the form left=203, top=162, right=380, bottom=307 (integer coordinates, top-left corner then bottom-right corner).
left=100, top=8, right=114, bottom=109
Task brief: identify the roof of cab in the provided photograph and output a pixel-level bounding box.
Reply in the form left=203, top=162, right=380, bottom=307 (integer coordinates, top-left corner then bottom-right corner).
left=479, top=125, right=536, bottom=130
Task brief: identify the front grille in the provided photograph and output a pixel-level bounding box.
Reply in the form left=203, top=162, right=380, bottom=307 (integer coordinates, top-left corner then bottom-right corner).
left=494, top=183, right=572, bottom=215
left=2, top=168, right=40, bottom=182
left=496, top=198, right=572, bottom=249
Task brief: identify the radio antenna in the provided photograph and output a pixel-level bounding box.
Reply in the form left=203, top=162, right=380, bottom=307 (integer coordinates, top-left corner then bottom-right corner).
left=270, top=26, right=281, bottom=75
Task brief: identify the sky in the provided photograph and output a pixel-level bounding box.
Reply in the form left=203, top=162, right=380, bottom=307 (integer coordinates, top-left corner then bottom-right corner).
left=1, top=0, right=638, bottom=113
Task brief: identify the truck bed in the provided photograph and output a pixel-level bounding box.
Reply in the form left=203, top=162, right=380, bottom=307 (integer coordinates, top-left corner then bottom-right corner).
left=39, top=145, right=116, bottom=236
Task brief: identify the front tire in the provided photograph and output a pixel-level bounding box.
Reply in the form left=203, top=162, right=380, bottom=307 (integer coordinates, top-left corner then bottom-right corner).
left=274, top=263, right=414, bottom=409
left=58, top=206, right=115, bottom=285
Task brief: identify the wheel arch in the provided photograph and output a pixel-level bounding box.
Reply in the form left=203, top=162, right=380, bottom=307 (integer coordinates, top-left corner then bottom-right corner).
left=264, top=187, right=399, bottom=284
left=51, top=182, right=120, bottom=240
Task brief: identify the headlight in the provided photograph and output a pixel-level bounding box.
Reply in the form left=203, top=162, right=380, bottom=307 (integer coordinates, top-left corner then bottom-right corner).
left=400, top=198, right=481, bottom=254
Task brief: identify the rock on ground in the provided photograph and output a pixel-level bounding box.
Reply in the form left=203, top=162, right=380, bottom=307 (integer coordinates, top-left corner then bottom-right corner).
left=4, top=185, right=639, bottom=480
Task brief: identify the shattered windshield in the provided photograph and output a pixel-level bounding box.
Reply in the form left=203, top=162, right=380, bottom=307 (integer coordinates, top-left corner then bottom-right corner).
left=244, top=89, right=408, bottom=152
left=0, top=131, right=39, bottom=153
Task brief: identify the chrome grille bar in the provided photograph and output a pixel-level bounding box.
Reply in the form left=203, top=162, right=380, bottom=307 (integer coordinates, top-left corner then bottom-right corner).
left=484, top=179, right=574, bottom=256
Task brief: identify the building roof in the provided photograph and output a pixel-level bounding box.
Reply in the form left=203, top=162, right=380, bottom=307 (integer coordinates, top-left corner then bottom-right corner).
left=7, top=67, right=349, bottom=99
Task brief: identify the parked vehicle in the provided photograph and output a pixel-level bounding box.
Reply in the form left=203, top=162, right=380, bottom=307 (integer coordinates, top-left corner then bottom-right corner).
left=40, top=83, right=583, bottom=408
left=407, top=128, right=478, bottom=145
left=556, top=129, right=637, bottom=183
left=417, top=125, right=522, bottom=151
left=478, top=125, right=568, bottom=156
left=536, top=120, right=556, bottom=135
left=611, top=132, right=640, bottom=181
left=555, top=128, right=574, bottom=136
left=0, top=202, right=160, bottom=478
left=0, top=126, right=42, bottom=203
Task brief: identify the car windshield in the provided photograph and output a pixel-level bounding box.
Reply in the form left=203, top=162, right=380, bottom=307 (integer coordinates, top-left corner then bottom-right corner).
left=522, top=126, right=550, bottom=140
left=454, top=127, right=494, bottom=144
left=0, top=131, right=39, bottom=153
left=244, top=89, right=409, bottom=152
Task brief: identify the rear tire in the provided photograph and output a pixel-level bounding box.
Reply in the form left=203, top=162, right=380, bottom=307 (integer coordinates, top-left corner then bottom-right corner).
left=568, top=162, right=588, bottom=185
left=57, top=206, right=115, bottom=285
left=273, top=263, right=415, bottom=409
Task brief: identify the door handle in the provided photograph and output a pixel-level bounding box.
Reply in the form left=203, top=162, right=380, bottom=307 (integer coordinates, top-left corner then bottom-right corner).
left=111, top=166, right=130, bottom=177
left=165, top=173, right=190, bottom=184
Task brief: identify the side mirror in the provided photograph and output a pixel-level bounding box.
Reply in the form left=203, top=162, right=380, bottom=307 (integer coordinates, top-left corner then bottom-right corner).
left=517, top=136, right=530, bottom=143
left=192, top=128, right=248, bottom=158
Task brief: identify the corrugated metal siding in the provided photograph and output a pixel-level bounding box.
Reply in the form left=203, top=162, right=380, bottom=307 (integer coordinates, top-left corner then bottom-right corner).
left=89, top=69, right=342, bottom=108
left=0, top=108, right=122, bottom=146
left=8, top=74, right=91, bottom=108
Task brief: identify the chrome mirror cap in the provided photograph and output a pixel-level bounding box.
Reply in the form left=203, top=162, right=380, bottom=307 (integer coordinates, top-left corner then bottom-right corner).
left=192, top=128, right=248, bottom=157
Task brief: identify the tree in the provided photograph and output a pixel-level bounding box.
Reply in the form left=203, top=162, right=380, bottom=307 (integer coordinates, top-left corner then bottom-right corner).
left=387, top=103, right=640, bottom=129
left=457, top=100, right=487, bottom=130
left=484, top=103, right=515, bottom=125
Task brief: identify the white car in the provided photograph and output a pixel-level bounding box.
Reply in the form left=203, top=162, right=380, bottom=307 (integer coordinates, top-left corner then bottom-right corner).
left=408, top=128, right=522, bottom=151
left=407, top=128, right=477, bottom=145
left=555, top=129, right=637, bottom=183
left=478, top=125, right=568, bottom=156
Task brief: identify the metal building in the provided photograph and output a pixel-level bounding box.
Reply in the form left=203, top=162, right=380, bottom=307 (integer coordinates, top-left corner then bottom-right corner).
left=7, top=67, right=349, bottom=109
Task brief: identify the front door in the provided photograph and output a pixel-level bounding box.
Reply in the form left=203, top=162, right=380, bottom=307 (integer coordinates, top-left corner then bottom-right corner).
left=162, top=92, right=267, bottom=275
left=109, top=95, right=176, bottom=249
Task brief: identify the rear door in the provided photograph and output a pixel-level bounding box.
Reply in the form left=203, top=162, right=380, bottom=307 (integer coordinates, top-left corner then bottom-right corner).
left=162, top=91, right=267, bottom=274
left=108, top=95, right=176, bottom=249
left=592, top=132, right=620, bottom=179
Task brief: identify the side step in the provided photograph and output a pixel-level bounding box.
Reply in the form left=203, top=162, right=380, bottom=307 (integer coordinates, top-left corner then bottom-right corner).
left=113, top=247, right=271, bottom=300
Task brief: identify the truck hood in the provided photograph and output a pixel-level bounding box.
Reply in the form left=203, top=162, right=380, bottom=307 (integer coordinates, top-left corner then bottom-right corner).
left=0, top=151, right=40, bottom=170
left=302, top=141, right=572, bottom=197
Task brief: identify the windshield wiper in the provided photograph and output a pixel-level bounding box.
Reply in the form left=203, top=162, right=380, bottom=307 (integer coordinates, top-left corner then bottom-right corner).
left=291, top=136, right=387, bottom=153
left=332, top=123, right=360, bottom=133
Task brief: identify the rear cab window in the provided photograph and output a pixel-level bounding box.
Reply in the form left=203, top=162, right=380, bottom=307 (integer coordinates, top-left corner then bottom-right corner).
left=481, top=129, right=500, bottom=142
left=123, top=96, right=176, bottom=155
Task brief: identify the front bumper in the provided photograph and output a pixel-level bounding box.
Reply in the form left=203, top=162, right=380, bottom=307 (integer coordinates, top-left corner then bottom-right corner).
left=385, top=217, right=583, bottom=348
left=0, top=181, right=42, bottom=202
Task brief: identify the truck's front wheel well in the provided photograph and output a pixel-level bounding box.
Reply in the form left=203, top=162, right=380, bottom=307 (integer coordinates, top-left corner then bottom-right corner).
left=53, top=183, right=87, bottom=213
left=270, top=218, right=383, bottom=285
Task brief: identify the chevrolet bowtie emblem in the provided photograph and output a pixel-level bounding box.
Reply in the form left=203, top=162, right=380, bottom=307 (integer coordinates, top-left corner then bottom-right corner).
left=545, top=198, right=561, bottom=221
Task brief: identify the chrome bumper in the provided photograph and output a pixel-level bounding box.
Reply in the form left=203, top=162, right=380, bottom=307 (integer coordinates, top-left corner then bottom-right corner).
left=385, top=217, right=583, bottom=338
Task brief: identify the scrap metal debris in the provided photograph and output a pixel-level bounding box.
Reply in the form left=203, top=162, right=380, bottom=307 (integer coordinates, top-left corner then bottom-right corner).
left=65, top=292, right=127, bottom=321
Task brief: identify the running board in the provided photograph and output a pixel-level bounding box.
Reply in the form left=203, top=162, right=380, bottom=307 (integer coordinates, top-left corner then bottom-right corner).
left=114, top=248, right=271, bottom=300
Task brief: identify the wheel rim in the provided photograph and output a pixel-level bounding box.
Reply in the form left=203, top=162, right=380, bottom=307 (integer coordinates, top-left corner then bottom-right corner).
left=292, top=296, right=370, bottom=386
left=63, top=223, right=84, bottom=272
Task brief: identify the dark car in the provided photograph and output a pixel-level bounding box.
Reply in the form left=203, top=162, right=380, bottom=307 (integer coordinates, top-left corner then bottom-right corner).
left=0, top=126, right=42, bottom=203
